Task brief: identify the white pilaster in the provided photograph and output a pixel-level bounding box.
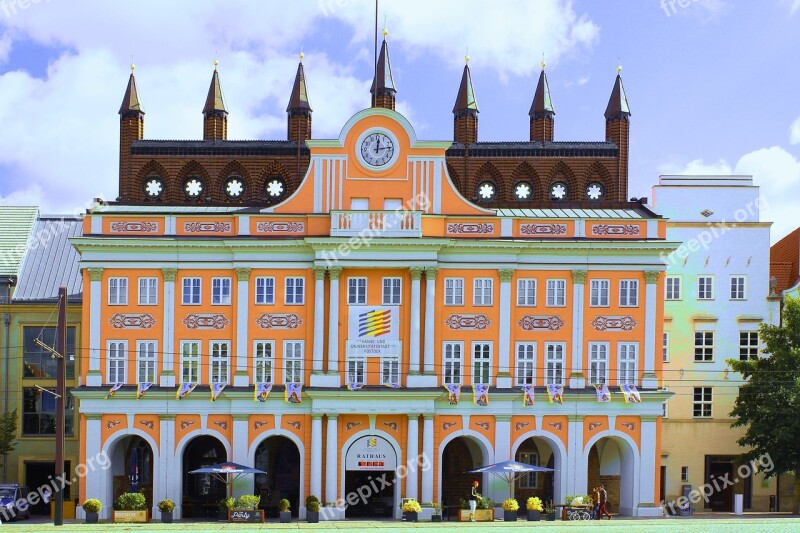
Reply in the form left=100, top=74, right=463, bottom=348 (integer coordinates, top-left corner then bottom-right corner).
left=424, top=268, right=437, bottom=377
left=570, top=270, right=587, bottom=389
left=406, top=414, right=419, bottom=500
left=327, top=268, right=341, bottom=375
left=642, top=272, right=660, bottom=389
left=638, top=417, right=657, bottom=512
left=310, top=415, right=323, bottom=501
left=231, top=416, right=250, bottom=496
left=325, top=414, right=338, bottom=504
left=87, top=268, right=103, bottom=386
left=421, top=415, right=434, bottom=503
left=234, top=268, right=251, bottom=387
left=159, top=415, right=176, bottom=517
left=497, top=270, right=514, bottom=388
left=566, top=416, right=585, bottom=495
left=160, top=269, right=176, bottom=387
left=83, top=416, right=102, bottom=518
left=312, top=268, right=326, bottom=374
left=409, top=268, right=423, bottom=375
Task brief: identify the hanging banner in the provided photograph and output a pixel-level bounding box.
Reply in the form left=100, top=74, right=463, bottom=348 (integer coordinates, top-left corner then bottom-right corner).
left=547, top=384, right=564, bottom=404
left=347, top=382, right=364, bottom=391
left=136, top=382, right=153, bottom=399
left=521, top=384, right=535, bottom=406
left=176, top=383, right=197, bottom=400
left=444, top=383, right=461, bottom=405
left=345, top=435, right=398, bottom=471
left=346, top=307, right=401, bottom=357
left=105, top=383, right=123, bottom=399
left=473, top=384, right=489, bottom=406
left=210, top=383, right=226, bottom=402
left=254, top=383, right=272, bottom=402
left=286, top=382, right=303, bottom=404
left=384, top=382, right=401, bottom=389
left=594, top=384, right=611, bottom=403
left=620, top=384, right=641, bottom=403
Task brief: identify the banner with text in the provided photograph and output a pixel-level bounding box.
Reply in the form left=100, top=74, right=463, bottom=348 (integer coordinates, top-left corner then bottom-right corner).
left=346, top=306, right=401, bottom=357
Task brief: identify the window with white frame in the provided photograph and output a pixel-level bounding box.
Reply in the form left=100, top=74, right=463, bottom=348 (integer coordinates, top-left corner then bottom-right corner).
left=212, top=277, right=232, bottom=305
left=285, top=277, right=304, bottom=304
left=180, top=341, right=200, bottom=384
left=662, top=387, right=669, bottom=418
left=681, top=466, right=689, bottom=482
left=739, top=331, right=759, bottom=361
left=517, top=451, right=539, bottom=488
left=346, top=356, right=365, bottom=384
left=382, top=277, right=402, bottom=305
left=545, top=342, right=565, bottom=385
left=109, top=277, right=128, bottom=305
left=588, top=342, right=609, bottom=385
left=619, top=279, right=639, bottom=307
left=210, top=341, right=230, bottom=384
left=693, top=387, right=712, bottom=418
left=618, top=343, right=638, bottom=385
left=138, top=277, right=157, bottom=305
left=517, top=279, right=537, bottom=306
left=515, top=342, right=536, bottom=386
left=698, top=276, right=714, bottom=300
left=284, top=341, right=303, bottom=383
left=665, top=276, right=681, bottom=300
left=348, top=277, right=367, bottom=305
left=107, top=341, right=127, bottom=384
left=255, top=277, right=275, bottom=305
left=472, top=342, right=491, bottom=385
left=590, top=279, right=610, bottom=307
left=381, top=357, right=400, bottom=385
left=443, top=342, right=463, bottom=384
left=730, top=276, right=746, bottom=300
left=546, top=279, right=566, bottom=307
left=694, top=331, right=714, bottom=362
left=136, top=340, right=157, bottom=384
left=473, top=278, right=493, bottom=306
left=663, top=332, right=669, bottom=363
left=253, top=341, right=274, bottom=384
left=182, top=277, right=201, bottom=305
left=444, top=278, right=464, bottom=306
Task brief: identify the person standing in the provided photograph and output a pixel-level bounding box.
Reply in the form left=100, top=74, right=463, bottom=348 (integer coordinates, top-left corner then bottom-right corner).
left=599, top=484, right=612, bottom=520
left=469, top=480, right=481, bottom=522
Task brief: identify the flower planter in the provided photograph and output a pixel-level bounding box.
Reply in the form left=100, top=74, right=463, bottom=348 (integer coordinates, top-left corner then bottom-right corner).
left=546, top=512, right=556, bottom=521
left=431, top=514, right=442, bottom=522
left=113, top=510, right=149, bottom=523
left=527, top=510, right=541, bottom=521
left=279, top=510, right=291, bottom=523
left=458, top=509, right=494, bottom=522
left=228, top=510, right=264, bottom=523
left=161, top=510, right=173, bottom=523
left=307, top=510, right=320, bottom=523
left=503, top=510, right=517, bottom=521
left=405, top=511, right=418, bottom=522
left=85, top=511, right=99, bottom=524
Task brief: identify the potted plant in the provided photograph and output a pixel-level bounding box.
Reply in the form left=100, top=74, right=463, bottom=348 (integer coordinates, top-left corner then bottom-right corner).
left=502, top=498, right=519, bottom=521
left=526, top=496, right=543, bottom=521
left=226, top=495, right=263, bottom=523
left=279, top=498, right=291, bottom=523
left=82, top=499, right=102, bottom=524
left=401, top=499, right=421, bottom=522
left=306, top=495, right=320, bottom=523
left=545, top=504, right=556, bottom=521
left=158, top=499, right=175, bottom=523
left=113, top=492, right=148, bottom=523
left=430, top=501, right=442, bottom=522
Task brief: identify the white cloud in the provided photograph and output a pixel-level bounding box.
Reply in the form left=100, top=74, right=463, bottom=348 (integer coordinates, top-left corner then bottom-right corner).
left=660, top=158, right=733, bottom=176
left=790, top=116, right=800, bottom=144
left=787, top=0, right=800, bottom=14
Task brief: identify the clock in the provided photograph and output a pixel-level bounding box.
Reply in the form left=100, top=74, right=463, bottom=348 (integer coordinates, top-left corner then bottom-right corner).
left=359, top=131, right=396, bottom=168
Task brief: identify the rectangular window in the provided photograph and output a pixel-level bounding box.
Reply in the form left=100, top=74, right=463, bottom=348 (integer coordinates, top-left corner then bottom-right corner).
left=681, top=466, right=688, bottom=482
left=109, top=277, right=128, bottom=305
left=665, top=276, right=681, bottom=300
left=619, top=279, right=639, bottom=307
left=662, top=387, right=669, bottom=418
left=590, top=279, right=610, bottom=307
left=473, top=278, right=493, bottom=306
left=381, top=357, right=400, bottom=385
left=212, top=277, right=232, bottom=305
left=444, top=278, right=464, bottom=306
left=382, top=277, right=402, bottom=305
left=588, top=342, right=609, bottom=385
left=472, top=342, right=491, bottom=385
left=136, top=341, right=157, bottom=383
left=22, top=388, right=74, bottom=436
left=618, top=343, right=638, bottom=385
left=138, top=277, right=157, bottom=305
left=545, top=342, right=565, bottom=385
left=443, top=342, right=463, bottom=384
left=24, top=327, right=76, bottom=379
left=346, top=357, right=365, bottom=385
left=516, top=279, right=537, bottom=307
left=698, top=276, right=714, bottom=300
left=739, top=331, right=759, bottom=361
left=730, top=276, right=746, bottom=300
left=180, top=341, right=200, bottom=384
left=253, top=341, right=274, bottom=384
left=515, top=342, right=536, bottom=386
left=348, top=277, right=367, bottom=305
left=210, top=341, right=230, bottom=384
left=284, top=341, right=304, bottom=383
left=518, top=451, right=539, bottom=488
left=694, top=331, right=714, bottom=362
left=693, top=387, right=712, bottom=418
left=107, top=340, right=127, bottom=384
left=182, top=277, right=201, bottom=305
left=546, top=279, right=566, bottom=307
left=663, top=332, right=669, bottom=363
left=285, top=277, right=305, bottom=305
left=255, top=277, right=275, bottom=305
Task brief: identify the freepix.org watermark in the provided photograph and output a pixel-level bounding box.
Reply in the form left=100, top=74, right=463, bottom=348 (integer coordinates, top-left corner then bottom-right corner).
left=0, top=0, right=51, bottom=19
left=0, top=450, right=111, bottom=521
left=660, top=0, right=709, bottom=17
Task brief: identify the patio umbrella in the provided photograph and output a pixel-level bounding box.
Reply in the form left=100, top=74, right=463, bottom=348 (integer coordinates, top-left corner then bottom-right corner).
left=128, top=448, right=140, bottom=492
left=189, top=462, right=267, bottom=499
left=466, top=460, right=554, bottom=501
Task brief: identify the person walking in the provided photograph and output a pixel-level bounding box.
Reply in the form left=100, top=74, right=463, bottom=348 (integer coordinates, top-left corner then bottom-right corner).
left=599, top=484, right=612, bottom=520
left=469, top=480, right=481, bottom=522
left=592, top=486, right=600, bottom=520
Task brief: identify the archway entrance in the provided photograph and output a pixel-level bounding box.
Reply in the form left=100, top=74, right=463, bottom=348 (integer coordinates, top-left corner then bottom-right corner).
left=182, top=436, right=227, bottom=519
left=514, top=437, right=556, bottom=507
left=253, top=436, right=301, bottom=518
left=441, top=437, right=486, bottom=509
left=107, top=436, right=154, bottom=512
left=587, top=437, right=635, bottom=516
left=343, top=435, right=397, bottom=519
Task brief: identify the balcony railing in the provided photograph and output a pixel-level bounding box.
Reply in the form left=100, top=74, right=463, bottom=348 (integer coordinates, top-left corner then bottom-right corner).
left=330, top=210, right=422, bottom=238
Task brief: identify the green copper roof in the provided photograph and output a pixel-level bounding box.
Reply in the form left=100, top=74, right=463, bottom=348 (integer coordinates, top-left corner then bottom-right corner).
left=287, top=61, right=312, bottom=112
left=0, top=206, right=38, bottom=277
left=529, top=69, right=554, bottom=116
left=119, top=72, right=144, bottom=115
left=203, top=69, right=228, bottom=114
left=605, top=74, right=631, bottom=118
left=453, top=64, right=478, bottom=113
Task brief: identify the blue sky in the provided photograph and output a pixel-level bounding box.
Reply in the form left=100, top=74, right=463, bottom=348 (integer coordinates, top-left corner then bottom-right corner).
left=0, top=0, right=798, bottom=240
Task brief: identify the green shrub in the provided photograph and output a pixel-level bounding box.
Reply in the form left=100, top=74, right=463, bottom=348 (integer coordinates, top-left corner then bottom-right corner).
left=279, top=498, right=290, bottom=512
left=305, top=495, right=320, bottom=507
left=82, top=499, right=102, bottom=513
left=114, top=492, right=146, bottom=511
left=307, top=500, right=320, bottom=512
left=158, top=499, right=175, bottom=512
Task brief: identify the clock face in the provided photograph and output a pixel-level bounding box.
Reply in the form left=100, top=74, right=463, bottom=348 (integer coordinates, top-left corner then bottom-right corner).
left=359, top=132, right=396, bottom=167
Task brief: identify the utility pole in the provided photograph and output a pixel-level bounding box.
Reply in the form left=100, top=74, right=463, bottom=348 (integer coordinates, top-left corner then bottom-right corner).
left=55, top=286, right=66, bottom=526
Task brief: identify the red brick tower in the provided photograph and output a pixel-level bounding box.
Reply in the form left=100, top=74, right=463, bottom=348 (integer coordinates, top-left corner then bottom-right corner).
left=118, top=67, right=144, bottom=198
left=287, top=56, right=312, bottom=143
left=203, top=63, right=228, bottom=140
left=370, top=29, right=396, bottom=110
left=529, top=65, right=555, bottom=142
left=605, top=69, right=631, bottom=199
left=453, top=59, right=479, bottom=146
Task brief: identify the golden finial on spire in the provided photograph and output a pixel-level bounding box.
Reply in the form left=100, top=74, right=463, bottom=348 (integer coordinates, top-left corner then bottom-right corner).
left=130, top=64, right=135, bottom=72
left=213, top=59, right=219, bottom=68
left=382, top=27, right=388, bottom=37
left=465, top=46, right=470, bottom=64
left=299, top=43, right=304, bottom=62
left=617, top=57, right=622, bottom=73
left=541, top=52, right=546, bottom=70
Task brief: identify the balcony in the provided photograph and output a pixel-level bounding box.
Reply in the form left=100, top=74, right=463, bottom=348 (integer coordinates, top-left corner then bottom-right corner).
left=330, top=210, right=422, bottom=238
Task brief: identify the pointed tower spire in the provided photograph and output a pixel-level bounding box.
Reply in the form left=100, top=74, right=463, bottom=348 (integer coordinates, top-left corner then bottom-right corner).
left=287, top=53, right=312, bottom=142
left=119, top=65, right=144, bottom=200
left=203, top=61, right=228, bottom=140
left=371, top=28, right=397, bottom=110
left=529, top=61, right=555, bottom=142
left=605, top=66, right=631, bottom=201
left=453, top=55, right=479, bottom=146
